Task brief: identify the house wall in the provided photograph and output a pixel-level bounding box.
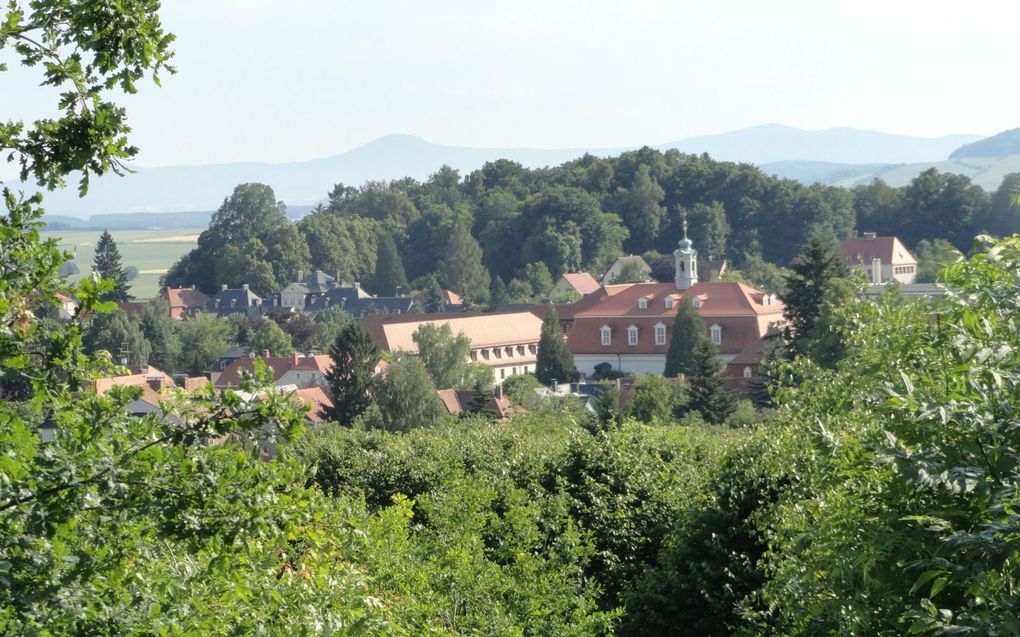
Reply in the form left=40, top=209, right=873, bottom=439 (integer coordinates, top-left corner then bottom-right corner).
left=574, top=352, right=738, bottom=377
left=277, top=369, right=326, bottom=388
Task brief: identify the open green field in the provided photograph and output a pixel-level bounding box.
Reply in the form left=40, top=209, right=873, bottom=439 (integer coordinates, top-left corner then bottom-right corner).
left=41, top=228, right=202, bottom=300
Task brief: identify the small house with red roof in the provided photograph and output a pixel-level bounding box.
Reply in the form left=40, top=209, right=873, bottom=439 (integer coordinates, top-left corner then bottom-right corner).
left=564, top=220, right=785, bottom=378
left=213, top=352, right=333, bottom=389
left=161, top=286, right=209, bottom=320
left=840, top=233, right=917, bottom=284
left=548, top=272, right=600, bottom=301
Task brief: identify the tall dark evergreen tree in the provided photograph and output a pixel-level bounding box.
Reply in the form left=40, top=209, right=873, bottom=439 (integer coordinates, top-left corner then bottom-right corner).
left=438, top=222, right=491, bottom=306
left=369, top=233, right=408, bottom=297
left=780, top=237, right=848, bottom=360
left=685, top=340, right=736, bottom=424
left=322, top=322, right=380, bottom=425
left=535, top=305, right=578, bottom=385
left=92, top=230, right=130, bottom=301
left=138, top=299, right=180, bottom=372
left=664, top=296, right=708, bottom=377
left=421, top=275, right=447, bottom=313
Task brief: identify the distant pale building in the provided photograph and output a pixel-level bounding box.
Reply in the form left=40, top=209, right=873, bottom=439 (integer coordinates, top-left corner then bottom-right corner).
left=840, top=233, right=918, bottom=284
left=601, top=256, right=652, bottom=284
left=361, top=311, right=543, bottom=384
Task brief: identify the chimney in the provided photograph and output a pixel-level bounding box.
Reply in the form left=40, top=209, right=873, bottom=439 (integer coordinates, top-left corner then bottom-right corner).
left=262, top=350, right=270, bottom=358
left=292, top=352, right=300, bottom=366
left=863, top=232, right=877, bottom=240
left=242, top=283, right=249, bottom=291
left=297, top=270, right=304, bottom=282
left=190, top=284, right=196, bottom=290
left=552, top=379, right=558, bottom=392
left=220, top=284, right=228, bottom=292
left=871, top=258, right=882, bottom=285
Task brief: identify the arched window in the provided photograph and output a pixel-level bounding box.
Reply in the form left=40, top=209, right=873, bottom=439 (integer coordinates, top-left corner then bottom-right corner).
left=654, top=323, right=666, bottom=346
left=710, top=324, right=722, bottom=345
left=627, top=325, right=639, bottom=346
left=600, top=325, right=612, bottom=346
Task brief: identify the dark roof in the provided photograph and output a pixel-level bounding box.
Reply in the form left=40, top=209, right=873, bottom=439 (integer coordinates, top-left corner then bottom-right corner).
left=305, top=288, right=415, bottom=317
left=206, top=286, right=263, bottom=316
left=300, top=270, right=337, bottom=294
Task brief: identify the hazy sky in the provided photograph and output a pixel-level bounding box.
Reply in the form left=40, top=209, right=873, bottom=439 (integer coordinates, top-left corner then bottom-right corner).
left=4, top=0, right=1019, bottom=168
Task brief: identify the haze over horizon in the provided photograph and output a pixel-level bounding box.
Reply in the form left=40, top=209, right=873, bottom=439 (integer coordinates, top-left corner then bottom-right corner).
left=3, top=0, right=1017, bottom=175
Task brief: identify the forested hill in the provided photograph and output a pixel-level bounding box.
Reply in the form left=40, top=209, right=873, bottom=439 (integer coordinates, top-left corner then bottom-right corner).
left=950, top=127, right=1020, bottom=159
left=164, top=146, right=1020, bottom=304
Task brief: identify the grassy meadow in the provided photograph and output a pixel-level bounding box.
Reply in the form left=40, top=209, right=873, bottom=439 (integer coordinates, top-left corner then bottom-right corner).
left=42, top=228, right=202, bottom=300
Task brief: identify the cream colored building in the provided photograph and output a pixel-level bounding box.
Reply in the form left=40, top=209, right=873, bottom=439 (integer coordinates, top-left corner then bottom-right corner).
left=362, top=311, right=543, bottom=384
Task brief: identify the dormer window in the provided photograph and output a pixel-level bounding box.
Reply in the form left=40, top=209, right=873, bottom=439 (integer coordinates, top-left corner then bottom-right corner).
left=637, top=297, right=648, bottom=309
left=664, top=297, right=675, bottom=309
left=692, top=296, right=702, bottom=309
left=600, top=325, right=612, bottom=346
left=627, top=325, right=639, bottom=346
left=654, top=322, right=666, bottom=346
left=710, top=324, right=722, bottom=345
left=743, top=366, right=753, bottom=379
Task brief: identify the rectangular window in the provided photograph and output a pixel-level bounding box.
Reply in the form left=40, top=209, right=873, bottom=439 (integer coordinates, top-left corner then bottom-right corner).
left=628, top=329, right=638, bottom=345
left=655, top=326, right=666, bottom=345
left=601, top=328, right=611, bottom=346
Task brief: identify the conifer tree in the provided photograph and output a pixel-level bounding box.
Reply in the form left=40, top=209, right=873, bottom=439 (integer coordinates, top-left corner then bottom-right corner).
left=535, top=305, right=578, bottom=385
left=438, top=222, right=490, bottom=306
left=780, top=237, right=849, bottom=360
left=421, top=275, right=447, bottom=313
left=489, top=275, right=509, bottom=307
left=685, top=339, right=735, bottom=424
left=369, top=233, right=408, bottom=296
left=664, top=295, right=707, bottom=377
left=92, top=230, right=130, bottom=301
left=322, top=321, right=379, bottom=425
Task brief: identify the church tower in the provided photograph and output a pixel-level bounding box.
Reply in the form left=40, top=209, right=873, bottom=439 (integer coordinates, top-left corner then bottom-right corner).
left=674, top=211, right=698, bottom=290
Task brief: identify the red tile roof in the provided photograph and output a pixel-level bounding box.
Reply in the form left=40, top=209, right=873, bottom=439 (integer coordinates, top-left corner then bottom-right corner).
left=162, top=286, right=209, bottom=310
left=215, top=354, right=333, bottom=388
left=840, top=235, right=916, bottom=265
left=291, top=387, right=333, bottom=423
left=564, top=281, right=785, bottom=356
left=559, top=272, right=600, bottom=295
left=569, top=281, right=782, bottom=318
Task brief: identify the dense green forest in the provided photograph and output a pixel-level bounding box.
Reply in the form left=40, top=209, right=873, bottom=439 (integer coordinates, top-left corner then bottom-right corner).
left=163, top=150, right=1020, bottom=302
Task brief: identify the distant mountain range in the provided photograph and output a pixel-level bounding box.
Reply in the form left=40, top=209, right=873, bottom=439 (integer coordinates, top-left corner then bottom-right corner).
left=12, top=124, right=1020, bottom=226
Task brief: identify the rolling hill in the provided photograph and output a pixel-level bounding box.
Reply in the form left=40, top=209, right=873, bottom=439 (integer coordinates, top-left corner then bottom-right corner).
left=15, top=125, right=988, bottom=220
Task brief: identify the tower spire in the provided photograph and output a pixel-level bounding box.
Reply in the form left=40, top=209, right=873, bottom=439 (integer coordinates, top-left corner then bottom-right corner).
left=674, top=208, right=697, bottom=290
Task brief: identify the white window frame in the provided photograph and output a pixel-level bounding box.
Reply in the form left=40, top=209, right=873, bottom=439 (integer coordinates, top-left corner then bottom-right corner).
left=664, top=297, right=674, bottom=309
left=692, top=296, right=701, bottom=309
left=654, top=323, right=666, bottom=346
left=637, top=297, right=647, bottom=309
left=743, top=366, right=753, bottom=379
left=710, top=324, right=722, bottom=345
left=627, top=325, right=639, bottom=346
left=600, top=325, right=611, bottom=346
